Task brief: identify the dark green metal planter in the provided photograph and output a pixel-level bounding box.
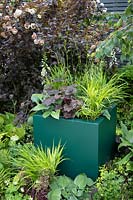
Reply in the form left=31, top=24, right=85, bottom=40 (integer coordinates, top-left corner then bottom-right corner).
left=33, top=106, right=116, bottom=180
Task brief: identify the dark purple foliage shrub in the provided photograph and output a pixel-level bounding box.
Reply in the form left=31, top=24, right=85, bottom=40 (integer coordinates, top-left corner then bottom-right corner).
left=0, top=0, right=110, bottom=113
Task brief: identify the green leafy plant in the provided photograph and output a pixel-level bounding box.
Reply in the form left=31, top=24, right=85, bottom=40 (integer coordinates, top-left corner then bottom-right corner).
left=76, top=66, right=126, bottom=120
left=0, top=112, right=26, bottom=147
left=41, top=63, right=73, bottom=89
left=3, top=182, right=30, bottom=200
left=94, top=165, right=129, bottom=200
left=12, top=143, right=65, bottom=183
left=96, top=2, right=133, bottom=64
left=117, top=65, right=133, bottom=128
left=48, top=173, right=94, bottom=200
left=0, top=112, right=27, bottom=174
left=117, top=123, right=133, bottom=171
left=0, top=168, right=10, bottom=194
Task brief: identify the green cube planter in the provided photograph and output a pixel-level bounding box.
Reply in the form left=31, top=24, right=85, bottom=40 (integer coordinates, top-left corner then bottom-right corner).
left=33, top=106, right=117, bottom=180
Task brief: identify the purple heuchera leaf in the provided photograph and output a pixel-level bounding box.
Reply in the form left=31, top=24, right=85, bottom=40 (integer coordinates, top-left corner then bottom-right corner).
left=65, top=85, right=77, bottom=95
left=63, top=97, right=71, bottom=104
left=43, top=97, right=56, bottom=106
left=63, top=111, right=75, bottom=119
left=46, top=89, right=60, bottom=96
left=55, top=104, right=62, bottom=110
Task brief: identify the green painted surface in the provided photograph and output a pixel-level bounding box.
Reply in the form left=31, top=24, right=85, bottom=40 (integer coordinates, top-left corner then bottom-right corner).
left=33, top=106, right=116, bottom=180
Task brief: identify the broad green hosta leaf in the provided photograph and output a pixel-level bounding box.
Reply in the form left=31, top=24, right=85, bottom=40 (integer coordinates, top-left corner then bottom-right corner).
left=74, top=174, right=88, bottom=189
left=121, top=122, right=129, bottom=138
left=68, top=196, right=78, bottom=200
left=87, top=177, right=94, bottom=187
left=116, top=152, right=132, bottom=165
left=72, top=187, right=83, bottom=197
left=15, top=127, right=25, bottom=139
left=118, top=140, right=132, bottom=150
left=126, top=130, right=133, bottom=144
left=43, top=110, right=52, bottom=118
left=51, top=110, right=60, bottom=120
left=31, top=94, right=44, bottom=104
left=31, top=104, right=46, bottom=112
left=27, top=115, right=33, bottom=125
left=48, top=188, right=61, bottom=200
left=126, top=161, right=133, bottom=171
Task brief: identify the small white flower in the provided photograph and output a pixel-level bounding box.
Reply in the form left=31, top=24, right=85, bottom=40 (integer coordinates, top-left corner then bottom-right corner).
left=41, top=68, right=47, bottom=77
left=26, top=8, right=36, bottom=15
left=10, top=135, right=19, bottom=141
left=102, top=8, right=107, bottom=13
left=96, top=0, right=100, bottom=3
left=37, top=14, right=42, bottom=19
left=29, top=197, right=33, bottom=200
left=4, top=179, right=10, bottom=185
left=100, top=3, right=104, bottom=7
left=14, top=9, right=22, bottom=18
left=20, top=187, right=24, bottom=193
left=34, top=39, right=39, bottom=44
left=39, top=39, right=44, bottom=45
left=11, top=27, right=18, bottom=35
left=30, top=23, right=36, bottom=29
left=24, top=22, right=31, bottom=29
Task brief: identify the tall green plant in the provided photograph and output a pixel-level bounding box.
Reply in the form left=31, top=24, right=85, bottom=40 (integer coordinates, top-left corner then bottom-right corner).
left=12, top=143, right=65, bottom=183
left=41, top=62, right=73, bottom=89
left=76, top=66, right=126, bottom=120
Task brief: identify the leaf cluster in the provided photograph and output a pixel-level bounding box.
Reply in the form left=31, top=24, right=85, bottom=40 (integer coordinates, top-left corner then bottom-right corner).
left=48, top=173, right=94, bottom=200
left=94, top=164, right=132, bottom=200
left=96, top=2, right=133, bottom=64
left=0, top=112, right=26, bottom=168
left=117, top=123, right=133, bottom=171
left=117, top=65, right=133, bottom=128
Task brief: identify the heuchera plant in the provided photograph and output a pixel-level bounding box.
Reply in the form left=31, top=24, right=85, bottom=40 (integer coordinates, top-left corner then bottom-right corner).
left=31, top=85, right=82, bottom=119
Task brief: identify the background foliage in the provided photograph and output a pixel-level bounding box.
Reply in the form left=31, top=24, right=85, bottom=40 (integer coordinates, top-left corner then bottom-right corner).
left=0, top=0, right=111, bottom=114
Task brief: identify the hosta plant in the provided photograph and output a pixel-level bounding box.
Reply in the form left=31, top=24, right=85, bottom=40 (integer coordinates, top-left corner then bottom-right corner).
left=48, top=173, right=94, bottom=200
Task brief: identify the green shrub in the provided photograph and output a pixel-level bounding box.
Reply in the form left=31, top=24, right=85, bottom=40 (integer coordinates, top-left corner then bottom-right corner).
left=94, top=163, right=133, bottom=200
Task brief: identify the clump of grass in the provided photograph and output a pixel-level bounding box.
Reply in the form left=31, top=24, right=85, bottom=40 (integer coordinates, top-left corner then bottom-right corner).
left=42, top=64, right=73, bottom=89
left=76, top=66, right=127, bottom=120
left=12, top=143, right=65, bottom=183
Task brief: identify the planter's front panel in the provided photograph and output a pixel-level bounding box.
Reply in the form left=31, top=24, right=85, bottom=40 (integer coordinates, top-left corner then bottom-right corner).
left=34, top=117, right=99, bottom=179
left=33, top=106, right=116, bottom=180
